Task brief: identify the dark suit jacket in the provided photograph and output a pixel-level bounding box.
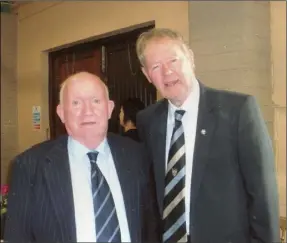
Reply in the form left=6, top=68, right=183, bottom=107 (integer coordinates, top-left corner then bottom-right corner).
left=137, top=83, right=280, bottom=243
left=4, top=133, right=160, bottom=242
left=123, top=129, right=141, bottom=142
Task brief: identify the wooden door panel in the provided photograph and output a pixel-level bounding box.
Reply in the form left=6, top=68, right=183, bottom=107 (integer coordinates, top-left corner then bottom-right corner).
left=106, top=40, right=156, bottom=134
left=49, top=24, right=155, bottom=138
left=49, top=48, right=102, bottom=139
left=74, top=49, right=102, bottom=77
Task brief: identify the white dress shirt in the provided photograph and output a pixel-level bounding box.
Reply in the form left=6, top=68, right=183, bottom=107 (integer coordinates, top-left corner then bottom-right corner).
left=165, top=79, right=200, bottom=234
left=67, top=136, right=131, bottom=242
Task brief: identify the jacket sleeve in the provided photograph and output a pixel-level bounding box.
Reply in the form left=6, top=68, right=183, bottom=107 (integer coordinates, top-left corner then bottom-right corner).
left=237, top=95, right=280, bottom=243
left=140, top=145, right=161, bottom=242
left=4, top=155, right=34, bottom=242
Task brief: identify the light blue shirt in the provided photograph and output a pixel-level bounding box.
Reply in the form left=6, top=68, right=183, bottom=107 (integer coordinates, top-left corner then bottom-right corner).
left=67, top=136, right=131, bottom=242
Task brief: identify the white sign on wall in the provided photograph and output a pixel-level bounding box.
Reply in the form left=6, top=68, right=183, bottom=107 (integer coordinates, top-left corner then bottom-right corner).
left=32, top=105, right=41, bottom=130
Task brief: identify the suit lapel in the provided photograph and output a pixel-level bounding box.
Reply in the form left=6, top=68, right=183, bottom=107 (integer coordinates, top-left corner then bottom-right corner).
left=107, top=135, right=139, bottom=242
left=44, top=136, right=76, bottom=242
left=190, top=84, right=218, bottom=209
left=150, top=100, right=168, bottom=214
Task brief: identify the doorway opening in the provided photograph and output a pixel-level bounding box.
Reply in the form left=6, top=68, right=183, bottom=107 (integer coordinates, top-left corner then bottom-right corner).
left=49, top=22, right=156, bottom=139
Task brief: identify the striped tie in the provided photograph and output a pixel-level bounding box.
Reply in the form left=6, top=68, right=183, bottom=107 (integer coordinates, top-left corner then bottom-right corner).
left=87, top=151, right=121, bottom=242
left=163, top=110, right=187, bottom=243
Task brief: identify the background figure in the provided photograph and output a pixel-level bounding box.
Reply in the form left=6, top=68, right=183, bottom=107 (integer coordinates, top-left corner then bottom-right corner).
left=4, top=72, right=160, bottom=243
left=119, top=97, right=145, bottom=142
left=136, top=28, right=279, bottom=243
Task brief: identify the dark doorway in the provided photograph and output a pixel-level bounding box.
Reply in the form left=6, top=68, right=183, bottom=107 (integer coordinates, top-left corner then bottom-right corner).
left=49, top=23, right=156, bottom=139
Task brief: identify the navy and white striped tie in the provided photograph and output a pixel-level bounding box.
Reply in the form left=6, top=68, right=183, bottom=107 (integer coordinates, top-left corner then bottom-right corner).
left=163, top=110, right=187, bottom=243
left=87, top=151, right=121, bottom=242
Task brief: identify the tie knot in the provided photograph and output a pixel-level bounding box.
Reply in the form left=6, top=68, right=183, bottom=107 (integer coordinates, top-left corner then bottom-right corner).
left=87, top=151, right=99, bottom=164
left=175, top=110, right=185, bottom=122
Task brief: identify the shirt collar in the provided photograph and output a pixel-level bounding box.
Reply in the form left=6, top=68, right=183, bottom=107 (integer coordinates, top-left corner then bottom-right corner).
left=168, top=78, right=200, bottom=120
left=68, top=136, right=109, bottom=160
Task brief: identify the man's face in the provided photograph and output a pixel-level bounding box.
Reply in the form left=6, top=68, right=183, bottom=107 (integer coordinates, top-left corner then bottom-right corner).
left=57, top=74, right=114, bottom=144
left=142, top=37, right=195, bottom=106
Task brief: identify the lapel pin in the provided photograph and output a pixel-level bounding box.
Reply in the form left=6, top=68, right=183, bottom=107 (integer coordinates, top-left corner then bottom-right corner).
left=201, top=129, right=207, bottom=135
left=172, top=168, right=178, bottom=177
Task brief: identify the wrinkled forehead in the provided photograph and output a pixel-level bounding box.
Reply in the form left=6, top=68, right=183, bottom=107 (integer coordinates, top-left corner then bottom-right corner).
left=63, top=76, right=107, bottom=100
left=145, top=37, right=184, bottom=53
left=143, top=38, right=187, bottom=64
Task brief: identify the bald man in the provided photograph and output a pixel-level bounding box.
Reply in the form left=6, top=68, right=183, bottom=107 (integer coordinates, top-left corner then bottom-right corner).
left=4, top=72, right=160, bottom=242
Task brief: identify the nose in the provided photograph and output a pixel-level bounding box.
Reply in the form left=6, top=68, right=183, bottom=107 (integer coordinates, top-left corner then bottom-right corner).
left=83, top=102, right=93, bottom=115
left=162, top=63, right=172, bottom=75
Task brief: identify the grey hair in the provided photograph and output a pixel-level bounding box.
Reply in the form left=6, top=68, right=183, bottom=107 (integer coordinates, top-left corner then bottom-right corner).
left=136, top=28, right=190, bottom=66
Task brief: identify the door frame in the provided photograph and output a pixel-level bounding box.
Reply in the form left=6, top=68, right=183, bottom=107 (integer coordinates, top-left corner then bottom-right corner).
left=48, top=21, right=155, bottom=139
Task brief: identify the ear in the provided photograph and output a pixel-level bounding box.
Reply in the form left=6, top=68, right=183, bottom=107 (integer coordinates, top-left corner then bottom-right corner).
left=108, top=100, right=115, bottom=119
left=188, top=49, right=195, bottom=69
left=141, top=66, right=152, bottom=83
left=56, top=104, right=65, bottom=123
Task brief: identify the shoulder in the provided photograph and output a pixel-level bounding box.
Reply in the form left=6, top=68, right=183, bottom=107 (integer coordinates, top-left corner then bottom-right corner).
left=107, top=133, right=148, bottom=160
left=107, top=133, right=150, bottom=170
left=202, top=84, right=263, bottom=125
left=201, top=85, right=260, bottom=117
left=107, top=132, right=143, bottom=151
left=204, top=85, right=250, bottom=107
left=138, top=99, right=166, bottom=117
left=137, top=99, right=167, bottom=125
left=123, top=129, right=141, bottom=142
left=13, top=136, right=67, bottom=166
left=7, top=136, right=67, bottom=184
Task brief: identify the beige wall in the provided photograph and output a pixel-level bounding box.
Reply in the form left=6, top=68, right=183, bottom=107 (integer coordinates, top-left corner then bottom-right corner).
left=270, top=1, right=286, bottom=217
left=17, top=1, right=189, bottom=153
left=188, top=1, right=273, bottom=138
left=15, top=1, right=286, bottom=216
left=188, top=1, right=285, bottom=217
left=1, top=13, right=18, bottom=184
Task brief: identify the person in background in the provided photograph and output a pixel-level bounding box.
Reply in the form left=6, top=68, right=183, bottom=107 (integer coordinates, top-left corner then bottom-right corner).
left=136, top=28, right=280, bottom=243
left=4, top=71, right=160, bottom=242
left=119, top=97, right=145, bottom=142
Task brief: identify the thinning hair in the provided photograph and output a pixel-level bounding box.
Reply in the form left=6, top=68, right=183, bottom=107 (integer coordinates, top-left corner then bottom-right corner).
left=58, top=72, right=109, bottom=104
left=136, top=28, right=191, bottom=67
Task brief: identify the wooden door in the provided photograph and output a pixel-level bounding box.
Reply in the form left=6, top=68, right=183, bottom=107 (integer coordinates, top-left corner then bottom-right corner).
left=49, top=48, right=102, bottom=139
left=105, top=27, right=156, bottom=134
left=49, top=24, right=156, bottom=139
